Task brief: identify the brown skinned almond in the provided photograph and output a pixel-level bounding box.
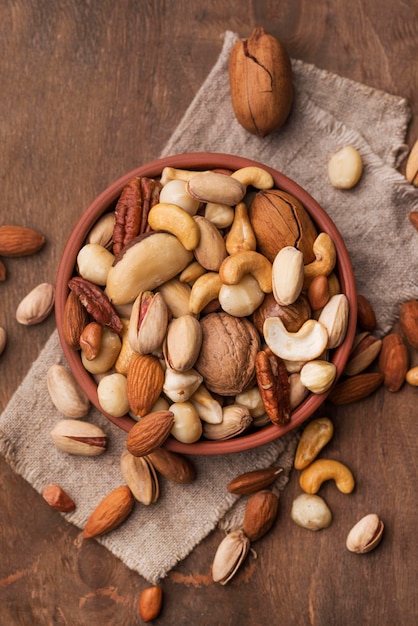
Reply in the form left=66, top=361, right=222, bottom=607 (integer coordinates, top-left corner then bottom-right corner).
left=146, top=447, right=196, bottom=484
left=399, top=300, right=418, bottom=349
left=227, top=466, right=283, bottom=495
left=0, top=225, right=46, bottom=257
left=139, top=585, right=163, bottom=622
left=83, top=485, right=134, bottom=539
left=126, top=411, right=175, bottom=457
left=328, top=372, right=384, bottom=405
left=378, top=332, right=408, bottom=392
left=243, top=490, right=279, bottom=541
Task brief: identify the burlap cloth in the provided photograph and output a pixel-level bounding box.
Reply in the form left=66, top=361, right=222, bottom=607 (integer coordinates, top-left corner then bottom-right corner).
left=1, top=31, right=418, bottom=584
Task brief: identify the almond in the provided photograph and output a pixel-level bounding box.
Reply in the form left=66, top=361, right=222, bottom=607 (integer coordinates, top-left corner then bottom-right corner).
left=126, top=353, right=165, bottom=418
left=138, top=586, right=163, bottom=622
left=146, top=447, right=196, bottom=484
left=227, top=466, right=283, bottom=495
left=356, top=294, right=376, bottom=331
left=83, top=485, right=134, bottom=539
left=408, top=211, right=418, bottom=231
left=126, top=410, right=175, bottom=457
left=399, top=300, right=418, bottom=349
left=62, top=290, right=90, bottom=350
left=328, top=372, right=384, bottom=405
left=378, top=332, right=408, bottom=392
left=0, top=225, right=46, bottom=257
left=42, top=484, right=76, bottom=512
left=243, top=489, right=279, bottom=541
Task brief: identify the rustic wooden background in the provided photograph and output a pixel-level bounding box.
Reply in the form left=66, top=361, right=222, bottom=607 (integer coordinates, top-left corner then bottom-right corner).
left=1, top=1, right=417, bottom=624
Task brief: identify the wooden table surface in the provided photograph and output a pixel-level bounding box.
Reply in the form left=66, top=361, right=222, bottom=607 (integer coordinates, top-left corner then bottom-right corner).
left=1, top=2, right=418, bottom=624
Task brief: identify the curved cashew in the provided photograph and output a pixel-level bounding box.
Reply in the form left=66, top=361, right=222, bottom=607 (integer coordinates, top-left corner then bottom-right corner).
left=225, top=202, right=257, bottom=255
left=303, top=232, right=337, bottom=288
left=219, top=250, right=272, bottom=293
left=263, top=317, right=328, bottom=362
left=294, top=417, right=334, bottom=470
left=160, top=166, right=210, bottom=186
left=147, top=202, right=200, bottom=251
left=299, top=459, right=355, bottom=494
left=230, top=166, right=274, bottom=190
left=189, top=272, right=222, bottom=315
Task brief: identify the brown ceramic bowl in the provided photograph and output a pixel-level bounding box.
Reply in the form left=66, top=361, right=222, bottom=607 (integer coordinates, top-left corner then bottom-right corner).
left=55, top=152, right=357, bottom=455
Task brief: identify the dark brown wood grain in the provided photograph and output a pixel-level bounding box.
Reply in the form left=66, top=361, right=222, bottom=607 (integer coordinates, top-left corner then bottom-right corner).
left=1, top=1, right=418, bottom=624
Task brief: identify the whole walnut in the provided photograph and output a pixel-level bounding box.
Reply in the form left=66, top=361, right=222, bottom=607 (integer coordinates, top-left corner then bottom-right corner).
left=195, top=312, right=261, bottom=396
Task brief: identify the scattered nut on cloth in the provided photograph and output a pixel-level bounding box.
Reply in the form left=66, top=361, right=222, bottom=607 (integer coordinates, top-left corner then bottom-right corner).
left=1, top=30, right=418, bottom=584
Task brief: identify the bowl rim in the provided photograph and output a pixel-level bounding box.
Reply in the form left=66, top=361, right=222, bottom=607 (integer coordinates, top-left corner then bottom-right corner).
left=55, top=152, right=357, bottom=455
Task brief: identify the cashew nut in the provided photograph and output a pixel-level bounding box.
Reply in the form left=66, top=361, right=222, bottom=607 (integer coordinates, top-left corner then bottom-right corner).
left=219, top=250, right=272, bottom=293
left=263, top=317, right=329, bottom=362
left=189, top=272, right=222, bottom=315
left=147, top=202, right=200, bottom=250
left=230, top=166, right=274, bottom=190
left=299, top=459, right=355, bottom=494
left=160, top=166, right=210, bottom=186
left=294, top=417, right=334, bottom=470
left=303, top=232, right=337, bottom=288
left=225, top=202, right=257, bottom=255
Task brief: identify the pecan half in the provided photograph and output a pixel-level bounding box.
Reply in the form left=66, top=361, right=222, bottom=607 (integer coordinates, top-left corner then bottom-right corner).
left=112, top=176, right=162, bottom=255
left=255, top=349, right=291, bottom=425
left=68, top=276, right=122, bottom=333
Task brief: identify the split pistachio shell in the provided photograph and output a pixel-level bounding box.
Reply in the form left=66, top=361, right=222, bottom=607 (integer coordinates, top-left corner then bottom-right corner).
left=97, top=373, right=129, bottom=417
left=291, top=494, right=332, bottom=530
left=346, top=513, right=384, bottom=553
left=51, top=419, right=107, bottom=456
left=16, top=282, right=55, bottom=325
left=203, top=405, right=252, bottom=440
left=164, top=314, right=202, bottom=371
left=212, top=529, right=250, bottom=585
left=47, top=364, right=90, bottom=418
left=120, top=450, right=159, bottom=505
left=128, top=291, right=168, bottom=355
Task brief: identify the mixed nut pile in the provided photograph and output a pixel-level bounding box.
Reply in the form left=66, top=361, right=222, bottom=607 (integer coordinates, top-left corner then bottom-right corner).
left=59, top=164, right=351, bottom=452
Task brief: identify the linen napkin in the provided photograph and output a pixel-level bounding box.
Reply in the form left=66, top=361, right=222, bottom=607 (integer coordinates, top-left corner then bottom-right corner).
left=1, top=30, right=418, bottom=584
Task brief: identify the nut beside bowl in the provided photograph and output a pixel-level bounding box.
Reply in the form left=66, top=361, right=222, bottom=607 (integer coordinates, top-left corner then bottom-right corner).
left=55, top=152, right=357, bottom=455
